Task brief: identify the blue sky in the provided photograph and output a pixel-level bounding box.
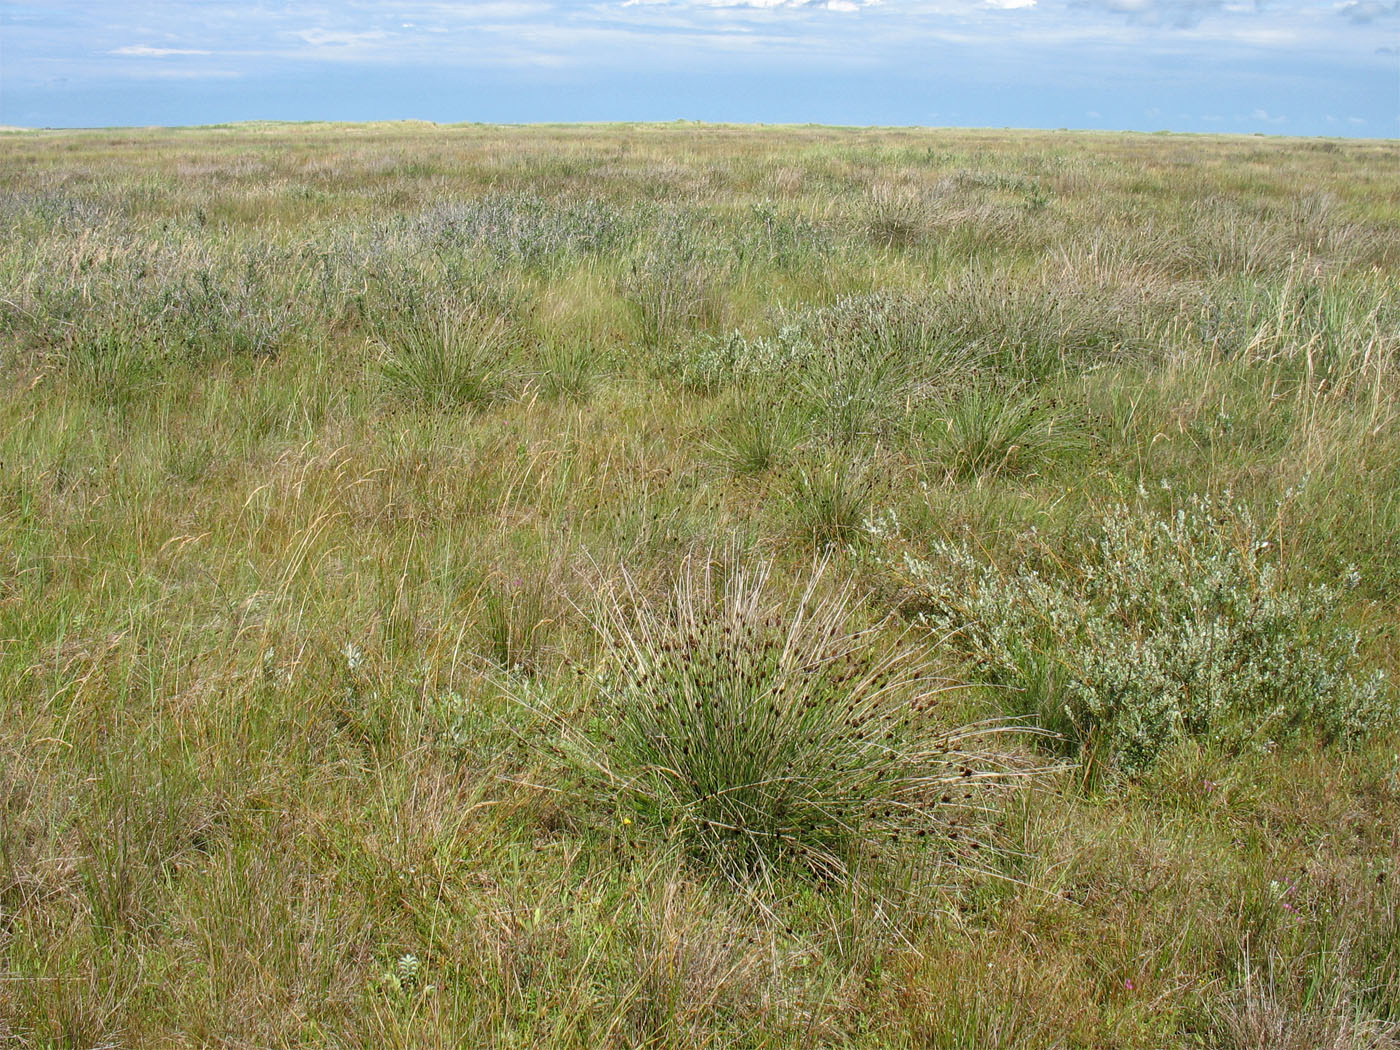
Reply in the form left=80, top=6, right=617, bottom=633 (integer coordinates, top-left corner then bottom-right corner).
left=1, top=0, right=1395, bottom=134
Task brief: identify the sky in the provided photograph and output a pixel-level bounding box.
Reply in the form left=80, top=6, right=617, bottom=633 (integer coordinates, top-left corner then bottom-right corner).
left=0, top=0, right=1395, bottom=134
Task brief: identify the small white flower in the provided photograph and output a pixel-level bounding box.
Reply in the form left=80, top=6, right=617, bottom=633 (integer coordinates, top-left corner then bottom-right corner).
left=343, top=642, right=364, bottom=672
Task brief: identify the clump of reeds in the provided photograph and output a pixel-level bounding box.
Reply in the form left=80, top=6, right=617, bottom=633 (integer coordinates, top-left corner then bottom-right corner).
left=572, top=555, right=1028, bottom=886
left=925, top=383, right=1085, bottom=481
left=789, top=456, right=874, bottom=548
left=376, top=310, right=515, bottom=411
left=707, top=397, right=795, bottom=476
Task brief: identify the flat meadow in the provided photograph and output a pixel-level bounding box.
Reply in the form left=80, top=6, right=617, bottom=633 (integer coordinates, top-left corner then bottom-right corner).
left=0, top=122, right=1397, bottom=1047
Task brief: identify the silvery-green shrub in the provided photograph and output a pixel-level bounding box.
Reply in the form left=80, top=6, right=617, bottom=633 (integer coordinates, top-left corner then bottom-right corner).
left=896, top=493, right=1392, bottom=775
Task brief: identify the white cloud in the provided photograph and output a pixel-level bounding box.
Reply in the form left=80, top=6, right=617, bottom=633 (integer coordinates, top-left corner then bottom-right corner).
left=985, top=0, right=1037, bottom=8
left=1335, top=0, right=1400, bottom=22
left=108, top=45, right=211, bottom=56
left=123, top=69, right=242, bottom=79
left=1074, top=0, right=1224, bottom=27
left=413, top=1, right=554, bottom=15
left=1250, top=107, right=1286, bottom=122
left=623, top=0, right=879, bottom=8
left=296, top=29, right=390, bottom=48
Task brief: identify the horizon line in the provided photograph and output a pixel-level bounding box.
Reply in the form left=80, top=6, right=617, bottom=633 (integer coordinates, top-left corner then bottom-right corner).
left=1, top=119, right=1395, bottom=142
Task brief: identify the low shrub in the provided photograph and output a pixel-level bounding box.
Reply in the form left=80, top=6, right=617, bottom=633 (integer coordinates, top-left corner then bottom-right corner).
left=672, top=326, right=809, bottom=392
left=893, top=493, right=1393, bottom=776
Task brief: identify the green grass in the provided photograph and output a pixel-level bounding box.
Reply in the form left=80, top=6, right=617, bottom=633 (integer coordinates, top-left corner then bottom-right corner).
left=376, top=310, right=517, bottom=412
left=0, top=122, right=1397, bottom=1048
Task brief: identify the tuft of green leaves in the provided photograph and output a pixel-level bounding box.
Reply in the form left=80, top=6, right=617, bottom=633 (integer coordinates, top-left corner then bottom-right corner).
left=537, top=340, right=598, bottom=401
left=707, top=398, right=796, bottom=477
left=377, top=312, right=515, bottom=411
left=789, top=456, right=874, bottom=549
left=569, top=556, right=1023, bottom=886
left=922, top=384, right=1085, bottom=481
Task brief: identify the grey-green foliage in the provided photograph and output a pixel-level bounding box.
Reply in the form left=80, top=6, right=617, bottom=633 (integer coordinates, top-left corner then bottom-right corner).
left=731, top=200, right=833, bottom=270
left=403, top=194, right=644, bottom=270
left=796, top=331, right=909, bottom=445
left=12, top=239, right=305, bottom=371
left=896, top=493, right=1392, bottom=775
left=621, top=216, right=725, bottom=349
left=674, top=292, right=944, bottom=391
left=675, top=293, right=971, bottom=445
left=670, top=279, right=1137, bottom=420
left=678, top=325, right=811, bottom=392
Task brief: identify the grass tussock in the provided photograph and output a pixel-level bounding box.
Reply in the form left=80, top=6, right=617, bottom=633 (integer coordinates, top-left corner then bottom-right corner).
left=377, top=310, right=517, bottom=411
left=564, top=556, right=1033, bottom=887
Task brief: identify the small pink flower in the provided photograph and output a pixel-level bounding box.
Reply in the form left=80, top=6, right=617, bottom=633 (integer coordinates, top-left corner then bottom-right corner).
left=1124, top=979, right=1135, bottom=991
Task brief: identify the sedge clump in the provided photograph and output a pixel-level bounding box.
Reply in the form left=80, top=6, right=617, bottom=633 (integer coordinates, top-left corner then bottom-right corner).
left=576, top=556, right=1025, bottom=886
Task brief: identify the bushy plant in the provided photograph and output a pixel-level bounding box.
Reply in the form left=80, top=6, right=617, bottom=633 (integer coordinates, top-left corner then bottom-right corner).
left=673, top=326, right=811, bottom=392
left=669, top=293, right=968, bottom=418
left=377, top=311, right=513, bottom=411
left=574, top=558, right=1020, bottom=885
left=894, top=493, right=1392, bottom=775
left=707, top=401, right=794, bottom=477
left=789, top=456, right=873, bottom=548
left=923, top=384, right=1083, bottom=481
left=731, top=199, right=832, bottom=271
left=620, top=223, right=721, bottom=349
left=406, top=193, right=641, bottom=270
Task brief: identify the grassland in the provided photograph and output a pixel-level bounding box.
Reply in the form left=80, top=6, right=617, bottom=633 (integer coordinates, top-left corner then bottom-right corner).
left=1, top=122, right=1398, bottom=1048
